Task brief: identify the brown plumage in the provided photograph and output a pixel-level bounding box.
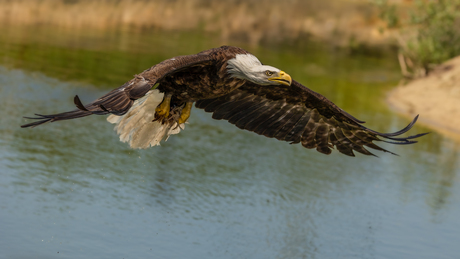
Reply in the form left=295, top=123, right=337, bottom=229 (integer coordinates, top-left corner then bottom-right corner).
left=21, top=46, right=427, bottom=156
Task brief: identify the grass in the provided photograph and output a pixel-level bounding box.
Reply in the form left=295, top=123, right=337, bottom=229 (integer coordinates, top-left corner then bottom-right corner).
left=0, top=0, right=385, bottom=46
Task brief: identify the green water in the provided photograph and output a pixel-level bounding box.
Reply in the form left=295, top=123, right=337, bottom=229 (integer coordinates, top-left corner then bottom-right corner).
left=1, top=26, right=459, bottom=259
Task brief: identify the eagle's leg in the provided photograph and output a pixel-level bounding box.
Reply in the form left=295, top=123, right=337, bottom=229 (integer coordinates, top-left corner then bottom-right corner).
left=178, top=101, right=193, bottom=124
left=154, top=93, right=172, bottom=121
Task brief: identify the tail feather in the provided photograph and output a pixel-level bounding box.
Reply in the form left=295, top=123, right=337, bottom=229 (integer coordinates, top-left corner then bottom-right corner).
left=107, top=89, right=186, bottom=149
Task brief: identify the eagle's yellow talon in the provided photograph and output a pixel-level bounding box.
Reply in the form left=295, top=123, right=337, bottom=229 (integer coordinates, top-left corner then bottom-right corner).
left=178, top=102, right=193, bottom=124
left=155, top=94, right=172, bottom=118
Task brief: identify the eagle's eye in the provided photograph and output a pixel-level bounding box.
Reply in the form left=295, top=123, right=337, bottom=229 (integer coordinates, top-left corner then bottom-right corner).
left=265, top=71, right=274, bottom=76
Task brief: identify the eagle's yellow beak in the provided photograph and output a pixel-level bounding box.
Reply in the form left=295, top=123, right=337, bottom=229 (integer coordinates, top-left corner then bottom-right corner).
left=268, top=71, right=292, bottom=86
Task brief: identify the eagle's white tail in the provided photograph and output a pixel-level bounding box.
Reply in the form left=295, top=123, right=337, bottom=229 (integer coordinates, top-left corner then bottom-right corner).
left=107, top=89, right=185, bottom=149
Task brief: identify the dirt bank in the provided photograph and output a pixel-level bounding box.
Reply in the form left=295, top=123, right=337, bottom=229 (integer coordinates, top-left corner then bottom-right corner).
left=388, top=56, right=460, bottom=140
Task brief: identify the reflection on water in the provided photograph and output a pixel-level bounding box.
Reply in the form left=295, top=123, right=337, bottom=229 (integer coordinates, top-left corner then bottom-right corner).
left=0, top=27, right=459, bottom=259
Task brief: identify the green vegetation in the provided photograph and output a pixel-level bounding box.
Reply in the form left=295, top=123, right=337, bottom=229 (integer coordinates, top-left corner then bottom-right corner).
left=0, top=27, right=224, bottom=87
left=0, top=25, right=401, bottom=116
left=377, top=0, right=460, bottom=78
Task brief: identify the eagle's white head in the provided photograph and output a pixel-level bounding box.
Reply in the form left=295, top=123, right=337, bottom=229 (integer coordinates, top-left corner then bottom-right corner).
left=227, top=54, right=292, bottom=86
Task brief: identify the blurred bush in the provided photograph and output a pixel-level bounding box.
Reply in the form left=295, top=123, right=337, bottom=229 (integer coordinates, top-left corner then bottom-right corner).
left=377, top=0, right=460, bottom=78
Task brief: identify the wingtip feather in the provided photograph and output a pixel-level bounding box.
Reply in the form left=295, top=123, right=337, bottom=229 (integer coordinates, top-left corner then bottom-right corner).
left=74, top=95, right=88, bottom=111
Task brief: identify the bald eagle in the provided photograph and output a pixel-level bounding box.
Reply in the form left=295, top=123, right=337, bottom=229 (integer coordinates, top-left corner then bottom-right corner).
left=21, top=46, right=426, bottom=156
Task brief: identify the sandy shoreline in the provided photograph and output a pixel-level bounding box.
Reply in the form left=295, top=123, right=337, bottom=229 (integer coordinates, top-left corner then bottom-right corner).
left=387, top=56, right=460, bottom=141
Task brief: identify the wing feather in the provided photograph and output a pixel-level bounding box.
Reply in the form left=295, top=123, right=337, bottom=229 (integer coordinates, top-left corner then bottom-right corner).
left=262, top=107, right=300, bottom=138
left=226, top=96, right=266, bottom=124
left=332, top=127, right=356, bottom=156
left=314, top=120, right=332, bottom=155
left=301, top=111, right=320, bottom=149
left=221, top=95, right=266, bottom=121
left=273, top=107, right=305, bottom=140
left=283, top=111, right=312, bottom=143
left=338, top=126, right=376, bottom=156
left=205, top=99, right=230, bottom=114
left=244, top=103, right=286, bottom=132
left=212, top=93, right=256, bottom=120
left=196, top=80, right=426, bottom=156
left=233, top=99, right=272, bottom=129
left=22, top=50, right=218, bottom=128
left=254, top=104, right=293, bottom=135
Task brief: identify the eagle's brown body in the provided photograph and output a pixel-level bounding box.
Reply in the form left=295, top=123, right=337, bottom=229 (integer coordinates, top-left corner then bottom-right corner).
left=21, top=46, right=426, bottom=156
left=155, top=46, right=248, bottom=102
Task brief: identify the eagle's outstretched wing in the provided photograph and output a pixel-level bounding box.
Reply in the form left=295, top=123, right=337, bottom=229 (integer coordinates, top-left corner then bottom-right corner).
left=195, top=80, right=427, bottom=156
left=20, top=53, right=216, bottom=128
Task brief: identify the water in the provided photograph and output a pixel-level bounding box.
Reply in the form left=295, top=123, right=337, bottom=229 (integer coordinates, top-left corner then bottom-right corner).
left=1, top=26, right=459, bottom=259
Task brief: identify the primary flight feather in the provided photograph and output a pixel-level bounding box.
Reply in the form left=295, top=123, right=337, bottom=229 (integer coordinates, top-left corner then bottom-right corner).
left=21, top=46, right=426, bottom=156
